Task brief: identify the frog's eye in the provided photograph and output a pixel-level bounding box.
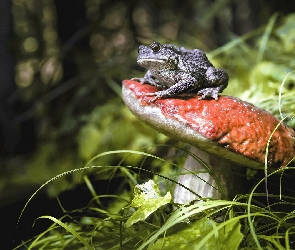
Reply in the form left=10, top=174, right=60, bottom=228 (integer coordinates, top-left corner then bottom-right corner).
left=150, top=42, right=161, bottom=52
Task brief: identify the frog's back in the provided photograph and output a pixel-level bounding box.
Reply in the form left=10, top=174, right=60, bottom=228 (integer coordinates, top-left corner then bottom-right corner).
left=180, top=48, right=213, bottom=73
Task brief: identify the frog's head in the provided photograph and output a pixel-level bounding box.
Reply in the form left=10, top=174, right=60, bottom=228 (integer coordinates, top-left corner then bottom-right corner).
left=137, top=42, right=180, bottom=70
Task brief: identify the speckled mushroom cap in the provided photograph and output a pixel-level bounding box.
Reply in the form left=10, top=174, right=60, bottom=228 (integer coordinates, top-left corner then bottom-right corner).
left=122, top=79, right=295, bottom=169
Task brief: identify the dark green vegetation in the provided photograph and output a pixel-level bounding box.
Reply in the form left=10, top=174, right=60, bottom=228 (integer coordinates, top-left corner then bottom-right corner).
left=13, top=152, right=295, bottom=249
left=1, top=0, right=295, bottom=249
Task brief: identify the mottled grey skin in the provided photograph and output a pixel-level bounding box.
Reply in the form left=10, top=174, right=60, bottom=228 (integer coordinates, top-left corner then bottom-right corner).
left=132, top=42, right=229, bottom=100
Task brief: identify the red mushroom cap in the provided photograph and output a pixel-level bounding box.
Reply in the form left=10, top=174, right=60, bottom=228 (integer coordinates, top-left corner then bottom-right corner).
left=122, top=79, right=295, bottom=169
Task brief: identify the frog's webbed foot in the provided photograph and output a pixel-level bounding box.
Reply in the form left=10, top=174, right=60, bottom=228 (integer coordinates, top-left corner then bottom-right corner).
left=197, top=86, right=222, bottom=100
left=145, top=90, right=167, bottom=102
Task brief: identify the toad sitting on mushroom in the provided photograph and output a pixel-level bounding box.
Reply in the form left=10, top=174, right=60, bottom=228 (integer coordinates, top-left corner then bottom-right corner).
left=123, top=42, right=295, bottom=203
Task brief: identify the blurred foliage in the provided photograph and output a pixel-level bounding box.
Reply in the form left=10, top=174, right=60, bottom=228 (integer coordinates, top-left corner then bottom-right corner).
left=219, top=13, right=295, bottom=126
left=1, top=0, right=295, bottom=218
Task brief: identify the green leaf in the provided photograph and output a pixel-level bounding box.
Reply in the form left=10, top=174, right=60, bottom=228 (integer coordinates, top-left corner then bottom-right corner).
left=125, top=180, right=171, bottom=228
left=151, top=217, right=243, bottom=250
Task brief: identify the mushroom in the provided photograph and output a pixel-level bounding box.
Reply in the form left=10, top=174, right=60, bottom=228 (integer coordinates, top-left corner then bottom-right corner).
left=122, top=79, right=295, bottom=203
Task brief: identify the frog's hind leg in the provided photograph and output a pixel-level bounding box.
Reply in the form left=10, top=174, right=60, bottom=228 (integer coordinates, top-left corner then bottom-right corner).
left=197, top=85, right=224, bottom=100
left=205, top=67, right=229, bottom=90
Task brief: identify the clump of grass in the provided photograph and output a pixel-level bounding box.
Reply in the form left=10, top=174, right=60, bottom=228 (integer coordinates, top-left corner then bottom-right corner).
left=13, top=150, right=295, bottom=249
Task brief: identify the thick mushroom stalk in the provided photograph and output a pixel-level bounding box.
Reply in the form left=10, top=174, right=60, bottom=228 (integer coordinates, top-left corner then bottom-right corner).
left=174, top=147, right=240, bottom=202
left=122, top=79, right=295, bottom=202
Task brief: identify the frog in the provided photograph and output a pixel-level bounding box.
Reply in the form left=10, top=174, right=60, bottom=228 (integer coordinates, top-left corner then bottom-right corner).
left=132, top=41, right=229, bottom=100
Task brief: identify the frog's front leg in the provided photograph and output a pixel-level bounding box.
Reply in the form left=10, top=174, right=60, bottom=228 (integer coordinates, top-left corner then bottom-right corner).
left=132, top=71, right=162, bottom=87
left=146, top=75, right=197, bottom=100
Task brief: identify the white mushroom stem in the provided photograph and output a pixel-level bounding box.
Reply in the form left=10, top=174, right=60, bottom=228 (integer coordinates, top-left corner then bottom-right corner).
left=174, top=147, right=244, bottom=204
